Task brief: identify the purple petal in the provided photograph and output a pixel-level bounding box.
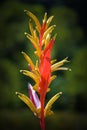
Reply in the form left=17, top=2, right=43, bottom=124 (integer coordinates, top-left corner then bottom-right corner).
left=28, top=83, right=41, bottom=109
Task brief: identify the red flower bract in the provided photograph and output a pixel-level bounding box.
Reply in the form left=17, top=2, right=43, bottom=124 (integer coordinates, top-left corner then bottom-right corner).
left=39, top=39, right=55, bottom=94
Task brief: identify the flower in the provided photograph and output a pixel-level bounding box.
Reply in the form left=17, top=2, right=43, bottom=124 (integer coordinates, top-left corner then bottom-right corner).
left=28, top=83, right=41, bottom=109
left=16, top=83, right=62, bottom=119
left=16, top=83, right=41, bottom=118
left=16, top=10, right=70, bottom=130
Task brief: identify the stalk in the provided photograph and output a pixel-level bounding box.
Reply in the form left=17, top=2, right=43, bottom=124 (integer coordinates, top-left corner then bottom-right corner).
left=40, top=95, right=46, bottom=130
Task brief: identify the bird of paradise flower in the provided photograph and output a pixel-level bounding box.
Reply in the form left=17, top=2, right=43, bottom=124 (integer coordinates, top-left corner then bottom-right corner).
left=16, top=10, right=71, bottom=130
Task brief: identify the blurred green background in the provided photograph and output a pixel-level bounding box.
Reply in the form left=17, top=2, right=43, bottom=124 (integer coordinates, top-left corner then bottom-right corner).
left=0, top=0, right=87, bottom=130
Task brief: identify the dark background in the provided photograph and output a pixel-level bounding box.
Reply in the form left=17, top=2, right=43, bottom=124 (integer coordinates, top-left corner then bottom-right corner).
left=0, top=0, right=87, bottom=130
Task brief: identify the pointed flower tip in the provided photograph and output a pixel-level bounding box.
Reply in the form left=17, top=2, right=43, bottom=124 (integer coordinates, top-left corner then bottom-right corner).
left=59, top=92, right=62, bottom=95
left=45, top=12, right=47, bottom=15
left=15, top=92, right=21, bottom=97
left=68, top=68, right=71, bottom=71
left=24, top=10, right=28, bottom=14
left=21, top=51, right=24, bottom=54
left=21, top=51, right=26, bottom=57
left=56, top=92, right=62, bottom=98
left=24, top=10, right=31, bottom=16
left=15, top=92, right=18, bottom=95
left=65, top=57, right=71, bottom=63
left=20, top=70, right=23, bottom=73
left=28, top=82, right=31, bottom=86
left=43, top=12, right=47, bottom=23
left=53, top=33, right=57, bottom=40
left=28, top=82, right=32, bottom=89
left=24, top=32, right=27, bottom=35
left=52, top=25, right=56, bottom=29
left=65, top=57, right=68, bottom=61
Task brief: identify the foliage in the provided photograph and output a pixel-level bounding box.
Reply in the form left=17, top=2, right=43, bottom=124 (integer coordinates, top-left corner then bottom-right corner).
left=64, top=47, right=87, bottom=111
left=0, top=59, right=21, bottom=108
left=50, top=7, right=84, bottom=58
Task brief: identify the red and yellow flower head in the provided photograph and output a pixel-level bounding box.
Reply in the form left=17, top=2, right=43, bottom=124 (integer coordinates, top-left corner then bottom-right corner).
left=16, top=10, right=70, bottom=130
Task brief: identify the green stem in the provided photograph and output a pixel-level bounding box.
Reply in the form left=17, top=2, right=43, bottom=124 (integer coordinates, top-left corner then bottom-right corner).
left=40, top=95, right=45, bottom=130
